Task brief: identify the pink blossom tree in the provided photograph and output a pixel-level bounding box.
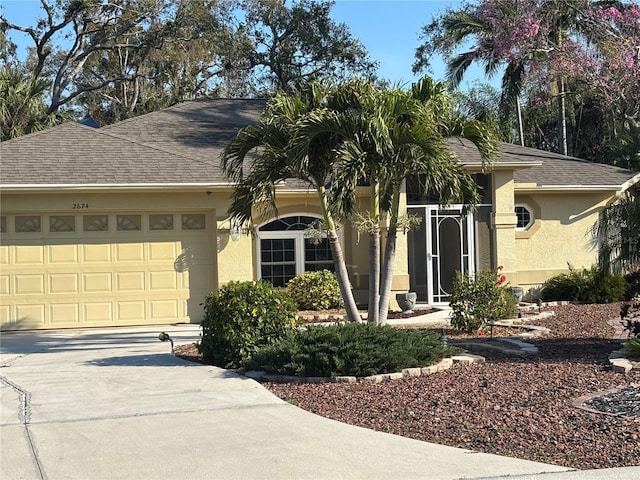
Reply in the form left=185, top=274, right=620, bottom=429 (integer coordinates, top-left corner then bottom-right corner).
left=416, top=0, right=640, bottom=159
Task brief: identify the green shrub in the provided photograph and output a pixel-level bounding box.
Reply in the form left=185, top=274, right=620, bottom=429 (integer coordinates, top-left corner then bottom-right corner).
left=623, top=270, right=640, bottom=300
left=285, top=270, right=343, bottom=310
left=623, top=338, right=640, bottom=359
left=449, top=268, right=519, bottom=334
left=245, top=323, right=461, bottom=377
left=540, top=266, right=626, bottom=303
left=199, top=281, right=298, bottom=367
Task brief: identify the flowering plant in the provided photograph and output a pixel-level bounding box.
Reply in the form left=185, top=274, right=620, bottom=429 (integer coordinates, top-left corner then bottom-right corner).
left=450, top=266, right=519, bottom=334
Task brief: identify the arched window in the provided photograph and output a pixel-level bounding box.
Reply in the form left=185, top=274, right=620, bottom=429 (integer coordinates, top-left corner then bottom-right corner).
left=258, top=215, right=334, bottom=287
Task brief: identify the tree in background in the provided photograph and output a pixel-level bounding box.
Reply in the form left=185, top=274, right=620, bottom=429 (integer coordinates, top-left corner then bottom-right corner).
left=1, top=0, right=186, bottom=116
left=0, top=65, right=63, bottom=141
left=415, top=0, right=640, bottom=163
left=1, top=0, right=376, bottom=133
left=238, top=0, right=376, bottom=93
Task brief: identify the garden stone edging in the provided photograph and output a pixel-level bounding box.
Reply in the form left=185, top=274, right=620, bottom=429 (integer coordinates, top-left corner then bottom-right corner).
left=608, top=349, right=640, bottom=374
left=244, top=353, right=486, bottom=384
left=248, top=309, right=557, bottom=384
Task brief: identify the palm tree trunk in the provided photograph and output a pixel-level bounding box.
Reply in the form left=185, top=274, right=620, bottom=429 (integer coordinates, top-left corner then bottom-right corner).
left=317, top=186, right=361, bottom=322
left=327, top=230, right=361, bottom=322
left=516, top=94, right=524, bottom=147
left=368, top=230, right=380, bottom=323
left=378, top=223, right=397, bottom=325
left=557, top=78, right=568, bottom=155
left=378, top=186, right=401, bottom=324
left=368, top=180, right=380, bottom=324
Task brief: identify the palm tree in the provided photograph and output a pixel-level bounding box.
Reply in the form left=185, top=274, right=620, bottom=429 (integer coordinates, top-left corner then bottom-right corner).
left=296, top=78, right=497, bottom=323
left=418, top=8, right=527, bottom=147
left=374, top=79, right=497, bottom=324
left=415, top=1, right=619, bottom=156
left=0, top=66, right=61, bottom=140
left=593, top=190, right=640, bottom=274
left=221, top=81, right=362, bottom=322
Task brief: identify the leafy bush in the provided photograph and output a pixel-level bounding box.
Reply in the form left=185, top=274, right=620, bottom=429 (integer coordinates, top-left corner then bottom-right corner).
left=245, top=323, right=461, bottom=377
left=623, top=338, right=640, bottom=359
left=449, top=267, right=519, bottom=334
left=540, top=266, right=626, bottom=303
left=285, top=270, right=343, bottom=310
left=199, top=281, right=298, bottom=367
left=623, top=270, right=640, bottom=301
left=620, top=302, right=640, bottom=338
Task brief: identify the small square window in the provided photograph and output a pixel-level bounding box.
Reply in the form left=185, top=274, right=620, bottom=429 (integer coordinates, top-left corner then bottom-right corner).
left=117, top=215, right=141, bottom=231
left=515, top=205, right=533, bottom=230
left=50, top=216, right=75, bottom=232
left=83, top=215, right=109, bottom=231
left=150, top=214, right=174, bottom=230
left=15, top=216, right=41, bottom=232
left=182, top=214, right=205, bottom=230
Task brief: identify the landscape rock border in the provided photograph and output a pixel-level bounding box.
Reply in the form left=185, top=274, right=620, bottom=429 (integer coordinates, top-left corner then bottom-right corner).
left=572, top=383, right=640, bottom=419
left=245, top=353, right=486, bottom=384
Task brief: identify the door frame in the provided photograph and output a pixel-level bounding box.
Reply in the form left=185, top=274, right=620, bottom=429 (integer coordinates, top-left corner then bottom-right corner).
left=408, top=205, right=476, bottom=305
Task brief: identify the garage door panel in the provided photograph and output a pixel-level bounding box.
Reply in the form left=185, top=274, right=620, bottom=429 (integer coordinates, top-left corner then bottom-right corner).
left=49, top=244, right=78, bottom=263
left=49, top=273, right=79, bottom=294
left=15, top=274, right=45, bottom=294
left=0, top=305, right=10, bottom=324
left=117, top=301, right=145, bottom=321
left=84, top=302, right=113, bottom=323
left=150, top=300, right=179, bottom=320
left=116, top=272, right=145, bottom=291
left=83, top=273, right=113, bottom=293
left=149, top=242, right=177, bottom=261
left=15, top=245, right=44, bottom=264
left=115, top=243, right=145, bottom=261
left=15, top=305, right=45, bottom=325
left=83, top=244, right=111, bottom=262
left=50, top=304, right=79, bottom=324
left=149, top=271, right=177, bottom=290
left=0, top=275, right=9, bottom=295
left=0, top=246, right=9, bottom=264
left=181, top=240, right=210, bottom=260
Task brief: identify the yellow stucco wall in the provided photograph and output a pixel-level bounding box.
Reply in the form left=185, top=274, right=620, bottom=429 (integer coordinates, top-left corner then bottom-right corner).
left=491, top=170, right=518, bottom=285
left=513, top=191, right=613, bottom=295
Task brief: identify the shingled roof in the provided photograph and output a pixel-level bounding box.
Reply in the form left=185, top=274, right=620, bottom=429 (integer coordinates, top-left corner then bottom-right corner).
left=1, top=99, right=266, bottom=189
left=449, top=138, right=638, bottom=191
left=2, top=98, right=637, bottom=192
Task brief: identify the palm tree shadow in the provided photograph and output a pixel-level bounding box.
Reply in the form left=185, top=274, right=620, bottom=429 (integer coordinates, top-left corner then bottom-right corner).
left=85, top=353, right=199, bottom=367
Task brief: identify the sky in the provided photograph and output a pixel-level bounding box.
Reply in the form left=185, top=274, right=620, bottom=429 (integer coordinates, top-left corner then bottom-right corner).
left=0, top=0, right=488, bottom=89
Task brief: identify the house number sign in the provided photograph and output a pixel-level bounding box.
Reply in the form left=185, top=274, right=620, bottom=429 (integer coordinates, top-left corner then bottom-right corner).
left=72, top=203, right=90, bottom=209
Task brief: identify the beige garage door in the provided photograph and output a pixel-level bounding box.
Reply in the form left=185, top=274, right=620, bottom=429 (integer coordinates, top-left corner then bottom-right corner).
left=0, top=212, right=214, bottom=330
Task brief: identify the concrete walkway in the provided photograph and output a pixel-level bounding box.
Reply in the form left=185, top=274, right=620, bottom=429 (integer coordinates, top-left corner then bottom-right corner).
left=0, top=324, right=633, bottom=480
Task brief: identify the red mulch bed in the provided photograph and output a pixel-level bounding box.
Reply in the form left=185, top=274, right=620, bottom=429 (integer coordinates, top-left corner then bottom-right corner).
left=175, top=303, right=640, bottom=469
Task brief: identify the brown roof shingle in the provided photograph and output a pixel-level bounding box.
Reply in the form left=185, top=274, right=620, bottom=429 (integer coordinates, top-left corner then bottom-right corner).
left=1, top=99, right=266, bottom=187
left=2, top=98, right=637, bottom=192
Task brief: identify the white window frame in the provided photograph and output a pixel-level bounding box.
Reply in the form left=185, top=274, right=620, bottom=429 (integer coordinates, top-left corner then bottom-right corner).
left=515, top=204, right=533, bottom=231
left=256, top=214, right=340, bottom=284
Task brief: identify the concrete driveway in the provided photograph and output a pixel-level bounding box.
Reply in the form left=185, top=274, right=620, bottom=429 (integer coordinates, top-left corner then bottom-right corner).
left=0, top=324, right=631, bottom=479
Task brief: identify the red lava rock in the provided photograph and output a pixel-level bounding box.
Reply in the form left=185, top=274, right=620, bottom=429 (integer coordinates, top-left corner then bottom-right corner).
left=263, top=303, right=640, bottom=470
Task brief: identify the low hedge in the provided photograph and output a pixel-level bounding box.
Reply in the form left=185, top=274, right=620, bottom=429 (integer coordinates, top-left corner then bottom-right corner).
left=245, top=322, right=461, bottom=377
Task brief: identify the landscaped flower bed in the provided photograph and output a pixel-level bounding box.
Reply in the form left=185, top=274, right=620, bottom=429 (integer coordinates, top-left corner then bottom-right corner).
left=264, top=303, right=640, bottom=470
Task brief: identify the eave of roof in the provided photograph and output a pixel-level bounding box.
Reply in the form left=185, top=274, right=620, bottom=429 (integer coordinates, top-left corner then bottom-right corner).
left=0, top=183, right=232, bottom=193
